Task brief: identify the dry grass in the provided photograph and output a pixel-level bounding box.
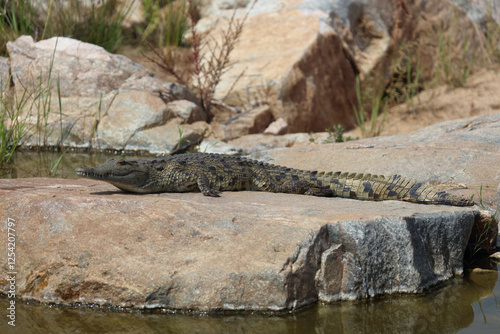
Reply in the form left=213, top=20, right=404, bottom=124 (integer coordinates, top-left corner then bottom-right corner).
left=144, top=0, right=257, bottom=121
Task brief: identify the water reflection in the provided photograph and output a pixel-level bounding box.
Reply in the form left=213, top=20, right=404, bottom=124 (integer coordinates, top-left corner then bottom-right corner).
left=0, top=150, right=153, bottom=179
left=0, top=265, right=498, bottom=334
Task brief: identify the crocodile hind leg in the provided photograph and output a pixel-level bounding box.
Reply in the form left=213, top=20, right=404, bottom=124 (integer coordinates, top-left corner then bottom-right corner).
left=196, top=173, right=221, bottom=197
left=252, top=167, right=333, bottom=196
left=270, top=179, right=333, bottom=196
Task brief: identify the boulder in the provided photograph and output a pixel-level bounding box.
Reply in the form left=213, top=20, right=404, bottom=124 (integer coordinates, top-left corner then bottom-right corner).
left=5, top=36, right=203, bottom=153
left=7, top=36, right=149, bottom=97
left=226, top=132, right=331, bottom=156
left=264, top=117, right=288, bottom=135
left=197, top=0, right=493, bottom=133
left=96, top=90, right=174, bottom=149
left=197, top=138, right=245, bottom=155
left=0, top=177, right=491, bottom=312
left=196, top=0, right=358, bottom=133
left=199, top=131, right=332, bottom=156
left=165, top=100, right=207, bottom=123
left=212, top=105, right=274, bottom=140
left=326, top=0, right=488, bottom=82
left=126, top=119, right=211, bottom=155
left=118, top=74, right=197, bottom=103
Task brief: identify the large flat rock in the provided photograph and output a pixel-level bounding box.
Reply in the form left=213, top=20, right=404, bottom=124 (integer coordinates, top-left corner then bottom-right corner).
left=258, top=113, right=500, bottom=209
left=0, top=177, right=490, bottom=312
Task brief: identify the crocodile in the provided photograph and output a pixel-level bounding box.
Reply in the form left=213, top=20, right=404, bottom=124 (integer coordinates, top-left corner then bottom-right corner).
left=75, top=152, right=474, bottom=206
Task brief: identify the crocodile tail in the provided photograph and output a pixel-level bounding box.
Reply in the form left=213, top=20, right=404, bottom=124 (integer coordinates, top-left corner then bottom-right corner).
left=316, top=172, right=474, bottom=206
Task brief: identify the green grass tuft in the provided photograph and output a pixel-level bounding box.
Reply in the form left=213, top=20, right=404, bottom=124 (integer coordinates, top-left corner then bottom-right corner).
left=353, top=76, right=388, bottom=138
left=0, top=75, right=29, bottom=164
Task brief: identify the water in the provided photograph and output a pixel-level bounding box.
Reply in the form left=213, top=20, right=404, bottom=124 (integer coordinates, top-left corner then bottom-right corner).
left=1, top=151, right=499, bottom=333
left=0, top=263, right=498, bottom=334
left=0, top=150, right=155, bottom=179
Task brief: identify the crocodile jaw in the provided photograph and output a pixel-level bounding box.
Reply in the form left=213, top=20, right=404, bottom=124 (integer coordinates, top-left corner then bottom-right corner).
left=75, top=159, right=151, bottom=193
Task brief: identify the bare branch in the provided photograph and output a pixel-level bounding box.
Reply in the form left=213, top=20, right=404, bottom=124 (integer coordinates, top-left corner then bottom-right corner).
left=145, top=0, right=258, bottom=121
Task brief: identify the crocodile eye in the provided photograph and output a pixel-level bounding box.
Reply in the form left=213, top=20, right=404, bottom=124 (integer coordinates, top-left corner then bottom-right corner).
left=116, top=159, right=129, bottom=165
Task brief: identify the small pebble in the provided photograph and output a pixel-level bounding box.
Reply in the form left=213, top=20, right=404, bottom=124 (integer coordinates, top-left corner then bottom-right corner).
left=489, top=252, right=500, bottom=261
left=471, top=267, right=497, bottom=274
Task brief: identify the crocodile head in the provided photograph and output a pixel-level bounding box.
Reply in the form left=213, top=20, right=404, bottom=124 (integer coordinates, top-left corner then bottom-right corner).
left=76, top=158, right=152, bottom=193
